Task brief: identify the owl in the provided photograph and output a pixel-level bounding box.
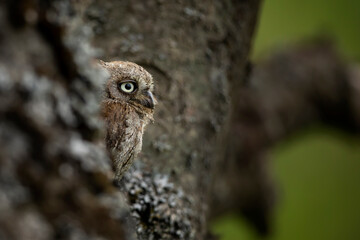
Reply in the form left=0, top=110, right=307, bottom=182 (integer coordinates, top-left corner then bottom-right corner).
left=99, top=60, right=156, bottom=180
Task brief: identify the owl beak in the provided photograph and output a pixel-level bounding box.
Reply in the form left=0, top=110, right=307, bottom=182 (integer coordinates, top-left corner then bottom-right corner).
left=144, top=91, right=155, bottom=109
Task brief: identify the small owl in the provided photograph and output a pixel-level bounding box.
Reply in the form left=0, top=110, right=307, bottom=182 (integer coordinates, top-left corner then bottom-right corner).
left=99, top=60, right=156, bottom=180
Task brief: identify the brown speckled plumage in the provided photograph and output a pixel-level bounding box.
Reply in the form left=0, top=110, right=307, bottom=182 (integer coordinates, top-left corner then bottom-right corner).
left=100, top=60, right=156, bottom=180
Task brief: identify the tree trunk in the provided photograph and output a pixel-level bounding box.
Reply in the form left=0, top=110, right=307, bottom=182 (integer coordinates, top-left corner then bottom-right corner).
left=85, top=0, right=261, bottom=239
left=1, top=0, right=359, bottom=240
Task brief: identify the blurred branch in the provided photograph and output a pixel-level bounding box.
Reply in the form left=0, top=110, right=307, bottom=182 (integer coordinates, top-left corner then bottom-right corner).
left=212, top=40, right=360, bottom=234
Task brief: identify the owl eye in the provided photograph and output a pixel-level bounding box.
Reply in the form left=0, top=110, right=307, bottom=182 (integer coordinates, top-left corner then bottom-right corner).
left=119, top=82, right=137, bottom=93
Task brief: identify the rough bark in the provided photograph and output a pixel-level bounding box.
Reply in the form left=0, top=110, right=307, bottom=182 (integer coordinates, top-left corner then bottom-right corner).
left=84, top=1, right=261, bottom=239
left=0, top=1, right=130, bottom=239
left=1, top=1, right=360, bottom=240
left=0, top=0, right=262, bottom=239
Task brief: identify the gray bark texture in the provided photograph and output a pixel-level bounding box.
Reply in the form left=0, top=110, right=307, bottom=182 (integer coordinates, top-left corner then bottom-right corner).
left=0, top=0, right=359, bottom=240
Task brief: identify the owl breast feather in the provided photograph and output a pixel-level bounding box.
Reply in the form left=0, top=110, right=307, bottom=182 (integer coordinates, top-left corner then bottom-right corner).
left=104, top=104, right=147, bottom=179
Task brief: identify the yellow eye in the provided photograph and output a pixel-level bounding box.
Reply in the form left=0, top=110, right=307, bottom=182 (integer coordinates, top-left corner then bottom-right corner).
left=119, top=82, right=136, bottom=93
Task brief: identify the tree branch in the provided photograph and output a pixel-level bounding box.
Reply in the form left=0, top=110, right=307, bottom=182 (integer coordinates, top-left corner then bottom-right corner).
left=211, top=40, right=360, bottom=234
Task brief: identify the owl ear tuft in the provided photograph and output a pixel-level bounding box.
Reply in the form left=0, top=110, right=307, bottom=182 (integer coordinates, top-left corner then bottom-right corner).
left=98, top=59, right=108, bottom=68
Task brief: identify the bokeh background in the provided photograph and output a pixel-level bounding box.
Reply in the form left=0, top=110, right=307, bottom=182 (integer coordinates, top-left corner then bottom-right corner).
left=211, top=0, right=360, bottom=239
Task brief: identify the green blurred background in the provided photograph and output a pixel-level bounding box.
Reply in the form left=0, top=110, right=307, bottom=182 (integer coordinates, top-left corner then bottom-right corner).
left=211, top=0, right=360, bottom=239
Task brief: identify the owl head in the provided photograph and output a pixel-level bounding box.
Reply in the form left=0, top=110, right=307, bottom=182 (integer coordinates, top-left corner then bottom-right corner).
left=99, top=60, right=156, bottom=117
